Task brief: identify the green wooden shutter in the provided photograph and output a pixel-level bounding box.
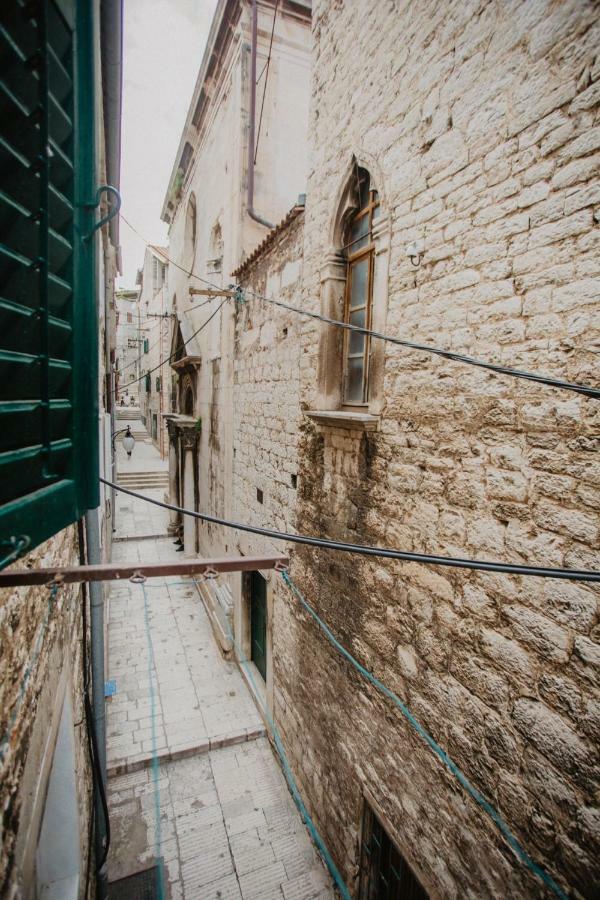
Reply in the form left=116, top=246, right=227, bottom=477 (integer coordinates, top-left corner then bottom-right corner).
left=0, top=0, right=99, bottom=563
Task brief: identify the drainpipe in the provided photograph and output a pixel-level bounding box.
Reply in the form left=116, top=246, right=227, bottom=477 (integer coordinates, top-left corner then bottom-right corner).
left=247, top=0, right=274, bottom=229
left=85, top=508, right=108, bottom=900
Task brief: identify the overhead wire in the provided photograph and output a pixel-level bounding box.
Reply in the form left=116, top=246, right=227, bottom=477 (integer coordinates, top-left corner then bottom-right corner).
left=100, top=478, right=600, bottom=583
left=110, top=298, right=220, bottom=395
left=254, top=0, right=279, bottom=164
left=119, top=214, right=600, bottom=400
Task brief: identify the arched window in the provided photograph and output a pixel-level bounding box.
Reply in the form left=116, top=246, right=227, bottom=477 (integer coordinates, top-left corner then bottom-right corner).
left=342, top=168, right=379, bottom=404
left=184, top=193, right=197, bottom=268
left=312, top=159, right=390, bottom=422
left=183, top=384, right=194, bottom=416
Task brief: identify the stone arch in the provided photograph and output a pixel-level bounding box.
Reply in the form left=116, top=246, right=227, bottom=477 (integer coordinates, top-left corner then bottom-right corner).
left=180, top=373, right=196, bottom=416
left=329, top=151, right=388, bottom=251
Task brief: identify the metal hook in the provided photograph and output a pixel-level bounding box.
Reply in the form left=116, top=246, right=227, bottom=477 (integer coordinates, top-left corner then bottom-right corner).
left=274, top=560, right=288, bottom=573
left=129, top=570, right=147, bottom=584
left=83, top=185, right=121, bottom=241
left=202, top=566, right=219, bottom=580
left=409, top=253, right=422, bottom=267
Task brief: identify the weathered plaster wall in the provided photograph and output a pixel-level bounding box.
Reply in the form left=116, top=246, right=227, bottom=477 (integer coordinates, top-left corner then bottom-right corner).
left=272, top=1, right=600, bottom=897
left=0, top=528, right=91, bottom=896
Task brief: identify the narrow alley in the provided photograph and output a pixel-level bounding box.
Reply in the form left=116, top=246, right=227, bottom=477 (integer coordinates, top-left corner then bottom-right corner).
left=106, top=415, right=334, bottom=899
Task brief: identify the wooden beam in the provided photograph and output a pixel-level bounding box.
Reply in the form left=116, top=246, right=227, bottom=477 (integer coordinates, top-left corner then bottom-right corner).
left=0, top=555, right=289, bottom=587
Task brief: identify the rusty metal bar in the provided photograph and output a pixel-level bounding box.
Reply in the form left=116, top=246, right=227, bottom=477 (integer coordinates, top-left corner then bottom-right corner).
left=0, top=555, right=289, bottom=587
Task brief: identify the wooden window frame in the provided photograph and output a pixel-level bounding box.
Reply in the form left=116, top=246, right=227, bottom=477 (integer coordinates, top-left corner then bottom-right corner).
left=342, top=190, right=379, bottom=408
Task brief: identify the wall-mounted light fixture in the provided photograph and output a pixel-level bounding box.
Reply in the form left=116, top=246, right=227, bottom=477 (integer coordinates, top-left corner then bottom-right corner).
left=406, top=239, right=424, bottom=267
left=112, top=425, right=136, bottom=457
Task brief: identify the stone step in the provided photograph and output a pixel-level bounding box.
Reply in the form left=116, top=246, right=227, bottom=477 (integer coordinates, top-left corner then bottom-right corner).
left=118, top=472, right=168, bottom=480
left=117, top=479, right=169, bottom=488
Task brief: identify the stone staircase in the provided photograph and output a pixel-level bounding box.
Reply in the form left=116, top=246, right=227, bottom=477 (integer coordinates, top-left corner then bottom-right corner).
left=117, top=470, right=169, bottom=491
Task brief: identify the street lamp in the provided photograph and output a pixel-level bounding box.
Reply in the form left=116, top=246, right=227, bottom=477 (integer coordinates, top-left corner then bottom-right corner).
left=112, top=425, right=136, bottom=456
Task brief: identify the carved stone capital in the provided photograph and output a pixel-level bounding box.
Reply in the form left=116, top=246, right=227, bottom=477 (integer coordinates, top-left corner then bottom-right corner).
left=320, top=251, right=346, bottom=283
left=179, top=426, right=198, bottom=451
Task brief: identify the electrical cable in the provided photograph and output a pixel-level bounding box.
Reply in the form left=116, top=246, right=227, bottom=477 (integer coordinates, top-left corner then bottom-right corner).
left=100, top=478, right=600, bottom=583
left=111, top=299, right=222, bottom=394
left=254, top=0, right=279, bottom=164
left=240, top=286, right=600, bottom=399
left=78, top=520, right=95, bottom=900
left=77, top=521, right=111, bottom=876
left=280, top=571, right=568, bottom=900
left=119, top=214, right=600, bottom=400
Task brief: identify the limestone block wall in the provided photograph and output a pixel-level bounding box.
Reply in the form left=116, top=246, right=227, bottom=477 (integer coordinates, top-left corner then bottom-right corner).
left=272, top=1, right=600, bottom=897
left=226, top=212, right=304, bottom=665
left=0, top=527, right=91, bottom=895
left=233, top=212, right=304, bottom=538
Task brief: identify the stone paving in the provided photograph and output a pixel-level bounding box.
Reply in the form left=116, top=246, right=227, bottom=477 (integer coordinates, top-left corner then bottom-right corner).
left=106, top=431, right=335, bottom=899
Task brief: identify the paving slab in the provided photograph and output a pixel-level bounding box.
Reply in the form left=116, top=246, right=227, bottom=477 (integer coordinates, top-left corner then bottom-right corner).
left=107, top=426, right=335, bottom=899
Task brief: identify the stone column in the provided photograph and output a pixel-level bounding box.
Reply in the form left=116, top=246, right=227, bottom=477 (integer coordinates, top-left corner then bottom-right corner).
left=180, top=427, right=197, bottom=557
left=316, top=252, right=346, bottom=409
left=166, top=419, right=179, bottom=536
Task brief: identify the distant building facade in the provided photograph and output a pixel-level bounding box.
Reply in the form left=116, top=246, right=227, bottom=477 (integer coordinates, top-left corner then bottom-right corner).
left=137, top=245, right=172, bottom=456
left=115, top=288, right=141, bottom=405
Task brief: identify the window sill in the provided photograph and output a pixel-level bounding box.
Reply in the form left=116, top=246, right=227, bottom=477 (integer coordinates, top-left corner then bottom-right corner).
left=305, top=409, right=380, bottom=431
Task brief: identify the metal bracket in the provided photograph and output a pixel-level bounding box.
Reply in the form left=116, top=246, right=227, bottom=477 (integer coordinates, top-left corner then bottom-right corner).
left=274, top=560, right=288, bottom=573
left=83, top=185, right=121, bottom=241
left=129, top=570, right=147, bottom=584
left=202, top=565, right=219, bottom=580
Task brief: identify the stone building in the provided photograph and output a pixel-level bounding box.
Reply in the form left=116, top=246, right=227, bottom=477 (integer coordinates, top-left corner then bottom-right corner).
left=115, top=288, right=141, bottom=405
left=0, top=1, right=122, bottom=896
left=137, top=245, right=172, bottom=455
left=167, top=0, right=600, bottom=897
left=162, top=0, right=312, bottom=573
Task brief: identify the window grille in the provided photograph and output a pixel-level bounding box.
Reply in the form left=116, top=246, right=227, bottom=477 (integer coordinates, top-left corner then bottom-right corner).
left=359, top=802, right=428, bottom=900
left=0, top=0, right=99, bottom=560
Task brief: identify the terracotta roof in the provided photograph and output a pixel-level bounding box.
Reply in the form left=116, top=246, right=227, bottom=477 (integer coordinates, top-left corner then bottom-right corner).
left=232, top=204, right=305, bottom=278
left=149, top=244, right=169, bottom=261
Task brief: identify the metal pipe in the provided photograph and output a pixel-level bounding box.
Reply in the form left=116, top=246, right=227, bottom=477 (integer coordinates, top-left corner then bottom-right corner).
left=247, top=0, right=274, bottom=229
left=85, top=507, right=108, bottom=900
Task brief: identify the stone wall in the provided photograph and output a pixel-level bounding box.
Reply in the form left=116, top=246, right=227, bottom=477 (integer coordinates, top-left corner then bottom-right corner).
left=233, top=210, right=305, bottom=539
left=0, top=527, right=92, bottom=896
left=271, top=1, right=599, bottom=897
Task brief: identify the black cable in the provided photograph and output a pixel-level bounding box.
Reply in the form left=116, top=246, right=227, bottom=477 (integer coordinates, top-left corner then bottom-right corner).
left=119, top=215, right=599, bottom=400
left=254, top=0, right=279, bottom=164
left=111, top=299, right=222, bottom=395
left=241, top=288, right=600, bottom=400
left=100, top=478, right=600, bottom=583
left=77, top=520, right=111, bottom=875
left=78, top=520, right=95, bottom=899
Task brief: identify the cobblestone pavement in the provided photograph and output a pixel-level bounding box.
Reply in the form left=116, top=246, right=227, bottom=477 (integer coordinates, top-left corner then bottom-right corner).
left=106, top=434, right=335, bottom=899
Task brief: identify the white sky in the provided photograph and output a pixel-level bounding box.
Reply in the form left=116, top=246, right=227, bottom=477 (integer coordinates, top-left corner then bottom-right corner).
left=118, top=0, right=218, bottom=288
